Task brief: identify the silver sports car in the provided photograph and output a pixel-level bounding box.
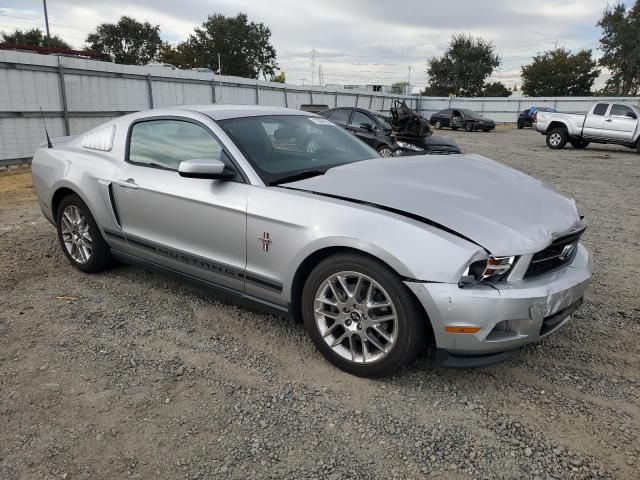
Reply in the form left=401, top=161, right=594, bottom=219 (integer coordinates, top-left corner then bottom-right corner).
left=31, top=105, right=592, bottom=377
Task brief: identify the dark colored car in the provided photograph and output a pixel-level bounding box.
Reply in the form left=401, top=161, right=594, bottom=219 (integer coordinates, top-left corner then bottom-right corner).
left=517, top=106, right=557, bottom=129
left=319, top=107, right=461, bottom=156
left=429, top=108, right=496, bottom=132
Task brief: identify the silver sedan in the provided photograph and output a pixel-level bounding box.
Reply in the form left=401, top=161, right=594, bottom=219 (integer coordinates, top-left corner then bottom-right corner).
left=31, top=105, right=591, bottom=377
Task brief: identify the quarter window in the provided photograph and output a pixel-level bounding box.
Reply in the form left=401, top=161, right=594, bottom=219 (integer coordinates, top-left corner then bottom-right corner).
left=592, top=103, right=609, bottom=116
left=128, top=119, right=225, bottom=170
left=610, top=104, right=636, bottom=118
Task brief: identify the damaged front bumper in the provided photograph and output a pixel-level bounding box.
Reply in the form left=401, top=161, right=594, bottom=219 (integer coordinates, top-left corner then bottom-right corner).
left=405, top=243, right=592, bottom=361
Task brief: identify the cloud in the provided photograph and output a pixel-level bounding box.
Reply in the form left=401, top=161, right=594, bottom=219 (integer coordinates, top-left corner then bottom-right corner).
left=1, top=0, right=606, bottom=89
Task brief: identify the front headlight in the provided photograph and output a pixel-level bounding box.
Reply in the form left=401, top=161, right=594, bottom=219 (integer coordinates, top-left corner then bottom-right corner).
left=395, top=141, right=424, bottom=152
left=459, top=256, right=516, bottom=286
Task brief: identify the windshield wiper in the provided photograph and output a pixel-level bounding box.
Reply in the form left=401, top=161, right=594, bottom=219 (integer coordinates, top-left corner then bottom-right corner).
left=270, top=169, right=327, bottom=186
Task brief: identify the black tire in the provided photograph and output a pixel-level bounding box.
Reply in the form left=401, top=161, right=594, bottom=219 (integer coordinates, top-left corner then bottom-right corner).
left=517, top=121, right=524, bottom=129
left=301, top=253, right=427, bottom=377
left=451, top=126, right=459, bottom=131
left=636, top=138, right=640, bottom=154
left=376, top=145, right=394, bottom=158
left=569, top=139, right=590, bottom=149
left=433, top=120, right=442, bottom=130
left=546, top=128, right=568, bottom=150
left=464, top=122, right=473, bottom=132
left=55, top=193, right=111, bottom=273
left=482, top=128, right=492, bottom=132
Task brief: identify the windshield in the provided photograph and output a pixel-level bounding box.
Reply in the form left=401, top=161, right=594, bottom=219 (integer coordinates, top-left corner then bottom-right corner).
left=372, top=112, right=393, bottom=130
left=218, top=115, right=378, bottom=185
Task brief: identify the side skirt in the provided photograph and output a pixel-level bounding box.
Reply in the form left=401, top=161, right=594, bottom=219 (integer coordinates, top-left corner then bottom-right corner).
left=111, top=249, right=292, bottom=320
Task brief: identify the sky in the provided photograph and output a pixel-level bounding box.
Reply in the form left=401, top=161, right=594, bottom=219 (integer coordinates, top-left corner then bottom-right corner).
left=0, top=0, right=612, bottom=91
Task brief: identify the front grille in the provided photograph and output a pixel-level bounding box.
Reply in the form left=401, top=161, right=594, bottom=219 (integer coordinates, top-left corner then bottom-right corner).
left=525, top=227, right=585, bottom=278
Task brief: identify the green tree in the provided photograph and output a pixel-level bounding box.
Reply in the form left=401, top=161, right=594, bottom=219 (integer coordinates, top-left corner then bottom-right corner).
left=156, top=42, right=195, bottom=69
left=185, top=13, right=277, bottom=79
left=597, top=1, right=640, bottom=95
left=390, top=81, right=409, bottom=94
left=521, top=48, right=600, bottom=96
left=483, top=81, right=511, bottom=97
left=1, top=27, right=70, bottom=48
left=270, top=70, right=286, bottom=83
left=86, top=16, right=162, bottom=65
left=425, top=34, right=500, bottom=97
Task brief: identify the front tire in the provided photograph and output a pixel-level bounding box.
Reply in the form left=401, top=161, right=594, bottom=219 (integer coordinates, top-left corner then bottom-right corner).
left=546, top=128, right=568, bottom=149
left=377, top=146, right=394, bottom=157
left=433, top=120, right=442, bottom=130
left=301, top=253, right=426, bottom=377
left=464, top=122, right=473, bottom=132
left=570, top=139, right=590, bottom=149
left=517, top=121, right=524, bottom=129
left=56, top=194, right=111, bottom=273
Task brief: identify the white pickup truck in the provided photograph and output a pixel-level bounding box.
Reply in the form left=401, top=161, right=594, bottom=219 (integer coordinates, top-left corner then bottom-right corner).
left=535, top=101, right=640, bottom=152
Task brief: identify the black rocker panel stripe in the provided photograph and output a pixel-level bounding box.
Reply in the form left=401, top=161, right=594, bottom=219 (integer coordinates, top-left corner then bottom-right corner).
left=103, top=229, right=282, bottom=292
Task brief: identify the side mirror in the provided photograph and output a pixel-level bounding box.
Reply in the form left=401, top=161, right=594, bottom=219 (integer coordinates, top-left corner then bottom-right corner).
left=359, top=122, right=374, bottom=131
left=178, top=157, right=235, bottom=180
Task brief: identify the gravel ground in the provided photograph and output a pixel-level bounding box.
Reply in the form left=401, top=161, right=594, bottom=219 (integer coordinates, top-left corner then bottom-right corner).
left=1, top=127, right=639, bottom=480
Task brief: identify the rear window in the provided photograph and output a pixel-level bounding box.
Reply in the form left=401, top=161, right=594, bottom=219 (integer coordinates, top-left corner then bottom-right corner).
left=592, top=103, right=609, bottom=116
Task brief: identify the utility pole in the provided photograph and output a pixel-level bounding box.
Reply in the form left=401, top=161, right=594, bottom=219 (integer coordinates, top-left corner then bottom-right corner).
left=318, top=64, right=323, bottom=87
left=217, top=53, right=222, bottom=75
left=406, top=66, right=412, bottom=95
left=42, top=0, right=51, bottom=46
left=311, top=47, right=316, bottom=86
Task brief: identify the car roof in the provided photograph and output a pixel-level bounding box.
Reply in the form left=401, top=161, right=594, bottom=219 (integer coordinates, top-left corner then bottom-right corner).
left=177, top=104, right=313, bottom=120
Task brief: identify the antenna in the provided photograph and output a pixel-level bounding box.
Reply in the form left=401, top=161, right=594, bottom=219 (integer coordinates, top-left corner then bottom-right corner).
left=40, top=107, right=53, bottom=148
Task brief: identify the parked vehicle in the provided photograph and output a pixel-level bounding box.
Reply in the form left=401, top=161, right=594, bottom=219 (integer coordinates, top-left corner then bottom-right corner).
left=32, top=105, right=591, bottom=377
left=535, top=102, right=640, bottom=151
left=320, top=106, right=461, bottom=156
left=517, top=107, right=556, bottom=129
left=429, top=108, right=496, bottom=132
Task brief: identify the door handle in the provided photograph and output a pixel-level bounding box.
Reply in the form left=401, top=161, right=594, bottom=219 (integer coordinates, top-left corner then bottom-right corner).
left=116, top=178, right=138, bottom=189
left=605, top=119, right=613, bottom=122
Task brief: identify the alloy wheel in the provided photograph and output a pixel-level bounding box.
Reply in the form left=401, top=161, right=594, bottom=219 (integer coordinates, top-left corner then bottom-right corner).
left=313, top=271, right=398, bottom=364
left=378, top=147, right=393, bottom=157
left=549, top=132, right=562, bottom=147
left=60, top=205, right=93, bottom=264
left=434, top=120, right=441, bottom=129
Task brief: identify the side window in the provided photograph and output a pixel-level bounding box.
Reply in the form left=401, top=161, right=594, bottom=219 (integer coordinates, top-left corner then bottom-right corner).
left=351, top=111, right=373, bottom=127
left=592, top=103, right=609, bottom=116
left=610, top=104, right=636, bottom=118
left=328, top=109, right=351, bottom=125
left=128, top=119, right=225, bottom=170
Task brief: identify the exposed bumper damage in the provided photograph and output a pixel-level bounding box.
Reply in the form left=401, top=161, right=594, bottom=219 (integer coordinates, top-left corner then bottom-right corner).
left=406, top=243, right=592, bottom=359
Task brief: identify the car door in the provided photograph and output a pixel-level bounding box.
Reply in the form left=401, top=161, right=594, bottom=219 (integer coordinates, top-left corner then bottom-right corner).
left=601, top=104, right=638, bottom=142
left=582, top=103, right=609, bottom=138
left=112, top=117, right=249, bottom=292
left=348, top=110, right=378, bottom=148
left=441, top=109, right=453, bottom=127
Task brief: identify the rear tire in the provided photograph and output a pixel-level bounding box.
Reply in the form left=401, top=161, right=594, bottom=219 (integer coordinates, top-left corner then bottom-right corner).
left=570, top=139, right=590, bottom=149
left=517, top=121, right=524, bottom=129
left=56, top=194, right=111, bottom=273
left=546, top=128, right=568, bottom=149
left=451, top=126, right=459, bottom=131
left=301, top=253, right=427, bottom=377
left=465, top=122, right=473, bottom=132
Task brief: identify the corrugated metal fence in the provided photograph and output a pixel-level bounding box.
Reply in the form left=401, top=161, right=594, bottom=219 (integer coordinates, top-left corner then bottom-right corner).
left=2, top=50, right=639, bottom=166
left=0, top=50, right=416, bottom=165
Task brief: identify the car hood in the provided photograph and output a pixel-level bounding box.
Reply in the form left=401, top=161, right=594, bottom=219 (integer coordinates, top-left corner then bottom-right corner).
left=282, top=155, right=581, bottom=255
left=472, top=116, right=494, bottom=123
